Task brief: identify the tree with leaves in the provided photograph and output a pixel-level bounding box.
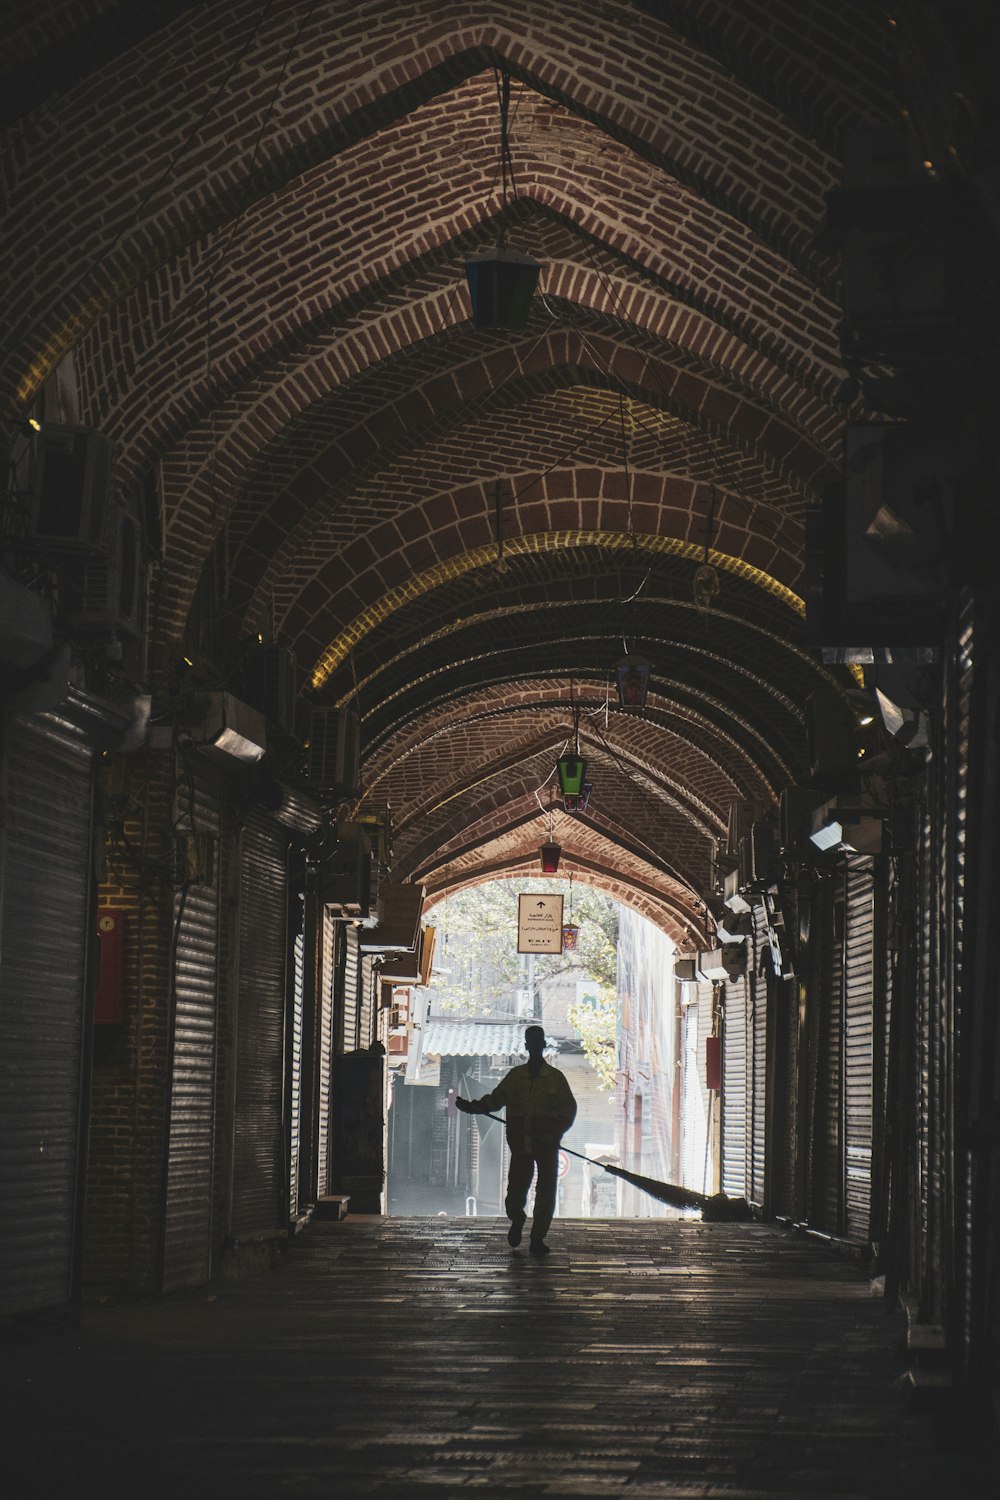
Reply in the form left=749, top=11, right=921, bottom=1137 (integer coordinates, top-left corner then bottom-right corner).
left=424, top=877, right=619, bottom=1084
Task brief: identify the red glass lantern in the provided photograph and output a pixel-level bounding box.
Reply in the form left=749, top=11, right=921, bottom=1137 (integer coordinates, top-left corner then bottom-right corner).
left=540, top=841, right=561, bottom=873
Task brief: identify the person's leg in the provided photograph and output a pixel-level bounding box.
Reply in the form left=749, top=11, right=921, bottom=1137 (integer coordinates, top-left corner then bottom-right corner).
left=505, top=1148, right=535, bottom=1244
left=529, top=1148, right=559, bottom=1247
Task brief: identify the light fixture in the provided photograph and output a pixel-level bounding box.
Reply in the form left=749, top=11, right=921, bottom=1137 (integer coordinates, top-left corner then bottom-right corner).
left=615, top=655, right=650, bottom=710
left=466, top=246, right=541, bottom=330
left=563, top=782, right=592, bottom=813
left=562, top=873, right=579, bottom=949
left=557, top=753, right=586, bottom=798
left=540, top=841, right=561, bottom=874
left=464, top=69, right=541, bottom=330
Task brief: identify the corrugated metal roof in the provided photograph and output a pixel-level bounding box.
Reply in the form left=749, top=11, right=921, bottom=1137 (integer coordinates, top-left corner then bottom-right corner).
left=421, top=1020, right=546, bottom=1058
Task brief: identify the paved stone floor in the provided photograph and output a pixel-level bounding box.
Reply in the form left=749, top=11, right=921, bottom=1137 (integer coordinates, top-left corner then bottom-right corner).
left=2, top=1216, right=993, bottom=1497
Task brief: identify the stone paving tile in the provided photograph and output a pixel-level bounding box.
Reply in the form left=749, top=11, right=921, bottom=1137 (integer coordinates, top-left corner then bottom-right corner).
left=1, top=1217, right=992, bottom=1498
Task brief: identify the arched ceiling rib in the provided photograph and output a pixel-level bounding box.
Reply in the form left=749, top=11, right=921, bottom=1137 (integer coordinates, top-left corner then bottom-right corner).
left=4, top=1, right=959, bottom=939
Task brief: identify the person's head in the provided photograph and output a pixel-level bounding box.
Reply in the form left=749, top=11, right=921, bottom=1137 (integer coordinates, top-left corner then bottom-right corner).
left=525, top=1025, right=546, bottom=1059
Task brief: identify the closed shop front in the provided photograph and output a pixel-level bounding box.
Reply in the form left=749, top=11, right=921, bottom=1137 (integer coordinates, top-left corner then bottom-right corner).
left=721, top=973, right=748, bottom=1199
left=680, top=979, right=715, bottom=1197
left=0, top=710, right=96, bottom=1314
left=844, top=858, right=875, bottom=1247
left=161, top=770, right=220, bottom=1293
left=229, top=812, right=288, bottom=1243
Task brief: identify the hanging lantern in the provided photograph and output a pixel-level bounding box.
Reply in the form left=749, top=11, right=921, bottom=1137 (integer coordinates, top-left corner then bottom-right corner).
left=561, top=922, right=579, bottom=952
left=615, top=655, right=651, bottom=710
left=540, top=841, right=561, bottom=874
left=563, top=782, right=593, bottom=813
left=465, top=247, right=542, bottom=330
left=556, top=752, right=586, bottom=797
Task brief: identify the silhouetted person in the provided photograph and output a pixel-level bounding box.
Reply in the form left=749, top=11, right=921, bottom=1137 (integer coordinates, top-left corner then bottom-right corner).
left=456, top=1025, right=577, bottom=1256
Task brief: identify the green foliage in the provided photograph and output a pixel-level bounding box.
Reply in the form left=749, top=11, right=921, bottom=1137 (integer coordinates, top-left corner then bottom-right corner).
left=568, top=991, right=617, bottom=1090
left=425, top=876, right=619, bottom=1020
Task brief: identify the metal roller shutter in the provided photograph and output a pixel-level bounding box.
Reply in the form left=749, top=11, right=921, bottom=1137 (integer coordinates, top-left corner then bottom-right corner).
left=316, top=909, right=337, bottom=1198
left=341, top=923, right=360, bottom=1052
left=750, top=907, right=768, bottom=1209
left=288, top=931, right=304, bottom=1222
left=162, top=771, right=220, bottom=1293
left=359, top=952, right=375, bottom=1050
left=230, top=813, right=288, bottom=1241
left=822, top=888, right=845, bottom=1235
left=844, top=859, right=875, bottom=1246
left=721, top=975, right=748, bottom=1199
left=0, top=713, right=95, bottom=1314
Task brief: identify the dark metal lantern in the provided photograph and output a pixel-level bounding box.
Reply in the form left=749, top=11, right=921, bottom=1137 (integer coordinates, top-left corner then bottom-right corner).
left=465, top=247, right=541, bottom=330
left=615, top=655, right=651, bottom=710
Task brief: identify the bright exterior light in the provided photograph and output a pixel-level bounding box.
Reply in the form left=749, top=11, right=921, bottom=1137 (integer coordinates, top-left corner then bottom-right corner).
left=557, top=753, right=586, bottom=797
left=540, top=841, right=561, bottom=874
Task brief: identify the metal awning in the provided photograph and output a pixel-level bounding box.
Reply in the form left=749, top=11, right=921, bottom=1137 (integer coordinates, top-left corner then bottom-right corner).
left=421, top=1020, right=553, bottom=1058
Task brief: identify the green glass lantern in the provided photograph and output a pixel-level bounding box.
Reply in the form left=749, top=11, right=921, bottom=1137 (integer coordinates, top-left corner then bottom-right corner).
left=556, top=753, right=586, bottom=798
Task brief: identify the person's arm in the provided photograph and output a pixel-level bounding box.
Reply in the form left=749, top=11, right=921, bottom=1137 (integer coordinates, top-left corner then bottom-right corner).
left=555, top=1074, right=577, bottom=1135
left=455, top=1077, right=507, bottom=1115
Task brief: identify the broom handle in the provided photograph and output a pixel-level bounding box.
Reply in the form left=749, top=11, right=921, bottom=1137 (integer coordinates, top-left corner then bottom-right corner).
left=477, top=1110, right=607, bottom=1169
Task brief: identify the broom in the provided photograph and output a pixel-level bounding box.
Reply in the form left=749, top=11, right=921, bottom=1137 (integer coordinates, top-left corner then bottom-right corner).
left=477, top=1111, right=752, bottom=1222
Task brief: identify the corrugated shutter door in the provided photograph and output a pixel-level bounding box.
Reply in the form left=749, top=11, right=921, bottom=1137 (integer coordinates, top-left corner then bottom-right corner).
left=288, top=931, right=304, bottom=1220
left=722, top=975, right=748, bottom=1198
left=821, top=892, right=845, bottom=1235
left=341, top=923, right=359, bottom=1052
left=230, top=814, right=288, bottom=1240
left=844, top=859, right=875, bottom=1245
left=162, top=773, right=220, bottom=1293
left=0, top=714, right=94, bottom=1314
left=316, top=910, right=337, bottom=1197
left=359, top=953, right=375, bottom=1049
left=750, top=908, right=768, bottom=1208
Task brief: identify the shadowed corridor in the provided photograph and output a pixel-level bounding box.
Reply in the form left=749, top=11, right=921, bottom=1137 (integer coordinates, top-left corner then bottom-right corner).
left=4, top=1217, right=991, bottom=1498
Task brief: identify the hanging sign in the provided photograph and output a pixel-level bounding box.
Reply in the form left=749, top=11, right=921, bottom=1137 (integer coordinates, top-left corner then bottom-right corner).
left=517, top=893, right=564, bottom=953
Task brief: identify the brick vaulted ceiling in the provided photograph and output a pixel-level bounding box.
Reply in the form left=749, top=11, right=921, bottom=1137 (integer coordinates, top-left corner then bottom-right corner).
left=2, top=1, right=981, bottom=946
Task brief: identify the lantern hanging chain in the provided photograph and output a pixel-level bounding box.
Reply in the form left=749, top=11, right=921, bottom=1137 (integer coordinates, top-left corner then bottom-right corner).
left=494, top=67, right=521, bottom=246
left=617, top=390, right=650, bottom=648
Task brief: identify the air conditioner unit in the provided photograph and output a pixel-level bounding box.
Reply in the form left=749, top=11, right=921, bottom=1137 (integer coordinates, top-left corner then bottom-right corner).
left=844, top=425, right=963, bottom=605
left=243, top=643, right=298, bottom=733
left=318, top=830, right=372, bottom=918
left=306, top=707, right=361, bottom=795
left=750, top=819, right=778, bottom=884
left=29, top=424, right=114, bottom=550
left=355, top=806, right=393, bottom=874
left=192, top=691, right=267, bottom=764
left=57, top=503, right=144, bottom=637
left=806, top=688, right=859, bottom=782
left=726, top=800, right=766, bottom=856
left=779, top=786, right=827, bottom=856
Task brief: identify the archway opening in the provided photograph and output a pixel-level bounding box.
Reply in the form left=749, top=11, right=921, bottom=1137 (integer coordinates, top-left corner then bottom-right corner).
left=387, top=875, right=709, bottom=1220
